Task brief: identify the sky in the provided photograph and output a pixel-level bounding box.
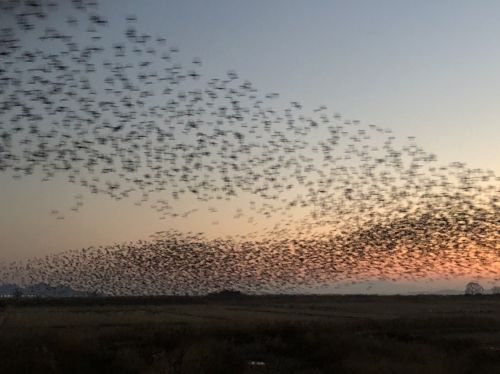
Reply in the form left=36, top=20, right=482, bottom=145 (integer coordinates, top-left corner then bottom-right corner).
left=1, top=0, right=500, bottom=293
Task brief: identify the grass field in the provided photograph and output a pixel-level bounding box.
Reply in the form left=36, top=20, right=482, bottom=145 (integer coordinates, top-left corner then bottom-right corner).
left=1, top=295, right=500, bottom=373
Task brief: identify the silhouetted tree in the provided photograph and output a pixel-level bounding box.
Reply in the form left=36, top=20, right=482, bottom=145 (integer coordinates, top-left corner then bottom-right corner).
left=12, top=287, right=23, bottom=299
left=465, top=282, right=483, bottom=295
left=491, top=286, right=500, bottom=294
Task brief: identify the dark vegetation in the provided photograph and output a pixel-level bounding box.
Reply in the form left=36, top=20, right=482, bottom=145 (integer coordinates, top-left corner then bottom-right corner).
left=2, top=315, right=500, bottom=374
left=206, top=289, right=248, bottom=300
left=1, top=291, right=499, bottom=308
left=2, top=295, right=500, bottom=373
left=0, top=289, right=245, bottom=308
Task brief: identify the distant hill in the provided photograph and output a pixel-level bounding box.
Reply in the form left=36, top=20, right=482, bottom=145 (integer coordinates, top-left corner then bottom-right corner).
left=0, top=283, right=94, bottom=297
left=0, top=283, right=21, bottom=296
left=206, top=289, right=248, bottom=299
left=408, top=288, right=500, bottom=295
left=406, top=289, right=462, bottom=295
left=430, top=289, right=463, bottom=295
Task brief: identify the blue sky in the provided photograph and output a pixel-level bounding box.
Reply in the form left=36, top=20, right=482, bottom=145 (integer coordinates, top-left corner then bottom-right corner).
left=1, top=0, right=500, bottom=293
left=105, top=0, right=500, bottom=170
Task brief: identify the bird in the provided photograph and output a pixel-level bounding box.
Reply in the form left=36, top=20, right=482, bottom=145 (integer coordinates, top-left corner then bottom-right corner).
left=1, top=0, right=499, bottom=296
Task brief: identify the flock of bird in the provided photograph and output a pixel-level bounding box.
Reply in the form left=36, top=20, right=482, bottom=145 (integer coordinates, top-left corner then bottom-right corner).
left=1, top=0, right=500, bottom=295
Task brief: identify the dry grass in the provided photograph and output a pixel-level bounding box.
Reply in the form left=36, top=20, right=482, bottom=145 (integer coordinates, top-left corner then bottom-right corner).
left=1, top=295, right=500, bottom=373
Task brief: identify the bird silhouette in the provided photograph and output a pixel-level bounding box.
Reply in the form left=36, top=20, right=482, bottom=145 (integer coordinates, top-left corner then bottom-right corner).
left=1, top=0, right=499, bottom=296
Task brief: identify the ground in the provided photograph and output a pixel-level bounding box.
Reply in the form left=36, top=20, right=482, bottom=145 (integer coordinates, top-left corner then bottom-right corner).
left=1, top=295, right=500, bottom=373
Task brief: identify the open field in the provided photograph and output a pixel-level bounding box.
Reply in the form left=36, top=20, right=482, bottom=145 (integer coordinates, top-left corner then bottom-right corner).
left=4, top=294, right=500, bottom=329
left=2, top=295, right=500, bottom=373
